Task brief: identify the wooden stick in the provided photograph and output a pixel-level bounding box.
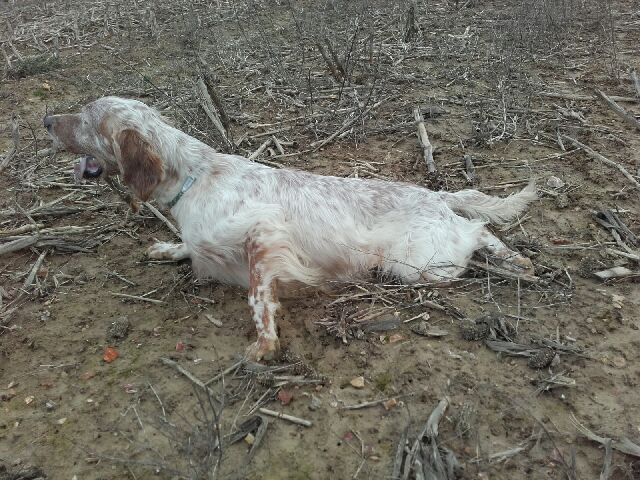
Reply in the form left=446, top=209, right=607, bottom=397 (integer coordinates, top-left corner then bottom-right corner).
left=413, top=106, right=436, bottom=173
left=142, top=202, right=181, bottom=239
left=258, top=407, right=312, bottom=427
left=195, top=77, right=232, bottom=149
left=571, top=413, right=640, bottom=458
left=562, top=135, right=640, bottom=190
left=0, top=224, right=44, bottom=236
left=469, top=259, right=541, bottom=284
left=23, top=250, right=47, bottom=290
left=540, top=91, right=638, bottom=103
left=103, top=177, right=140, bottom=212
left=248, top=138, right=272, bottom=160
left=594, top=89, right=640, bottom=131
left=463, top=154, right=476, bottom=182
left=271, top=136, right=285, bottom=156
left=316, top=41, right=342, bottom=82
left=0, top=113, right=20, bottom=173
left=198, top=57, right=232, bottom=136
left=310, top=100, right=384, bottom=150
left=110, top=292, right=166, bottom=304
left=631, top=69, right=640, bottom=99
left=160, top=357, right=218, bottom=400
left=341, top=394, right=412, bottom=410
left=0, top=236, right=39, bottom=256
left=605, top=248, right=640, bottom=262
left=324, top=38, right=346, bottom=78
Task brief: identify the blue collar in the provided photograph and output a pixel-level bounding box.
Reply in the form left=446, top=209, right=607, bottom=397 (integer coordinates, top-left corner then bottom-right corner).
left=167, top=175, right=196, bottom=209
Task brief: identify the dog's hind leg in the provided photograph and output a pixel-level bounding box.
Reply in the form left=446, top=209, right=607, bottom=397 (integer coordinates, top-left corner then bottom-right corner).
left=479, top=229, right=534, bottom=275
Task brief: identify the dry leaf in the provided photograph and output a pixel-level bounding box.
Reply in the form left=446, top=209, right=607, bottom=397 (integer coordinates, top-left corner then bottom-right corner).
left=103, top=347, right=119, bottom=363
left=388, top=334, right=405, bottom=344
left=277, top=389, right=294, bottom=405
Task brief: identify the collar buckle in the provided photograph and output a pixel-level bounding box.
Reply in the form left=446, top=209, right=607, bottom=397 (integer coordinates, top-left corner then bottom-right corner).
left=167, top=175, right=196, bottom=209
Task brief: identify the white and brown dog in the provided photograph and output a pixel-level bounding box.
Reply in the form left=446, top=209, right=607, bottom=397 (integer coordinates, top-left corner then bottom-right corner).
left=44, top=96, right=536, bottom=360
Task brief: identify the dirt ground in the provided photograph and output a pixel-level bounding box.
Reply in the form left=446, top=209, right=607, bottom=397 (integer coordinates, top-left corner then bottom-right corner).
left=1, top=0, right=639, bottom=479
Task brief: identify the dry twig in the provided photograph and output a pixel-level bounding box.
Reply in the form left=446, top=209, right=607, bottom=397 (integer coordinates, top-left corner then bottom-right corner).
left=413, top=106, right=436, bottom=173
left=561, top=135, right=640, bottom=190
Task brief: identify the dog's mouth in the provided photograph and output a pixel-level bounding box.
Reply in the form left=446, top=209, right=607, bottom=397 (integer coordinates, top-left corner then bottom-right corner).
left=73, top=155, right=103, bottom=183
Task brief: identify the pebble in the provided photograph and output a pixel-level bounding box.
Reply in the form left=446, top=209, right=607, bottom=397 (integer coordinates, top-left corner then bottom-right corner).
left=546, top=176, right=565, bottom=188
left=309, top=394, right=322, bottom=411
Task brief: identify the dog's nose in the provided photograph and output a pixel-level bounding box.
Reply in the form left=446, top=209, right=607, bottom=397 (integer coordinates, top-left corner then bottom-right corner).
left=43, top=115, right=53, bottom=130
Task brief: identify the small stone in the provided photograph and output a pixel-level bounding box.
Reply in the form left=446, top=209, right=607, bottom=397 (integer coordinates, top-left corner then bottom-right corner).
left=205, top=314, right=223, bottom=327
left=309, top=394, right=322, bottom=411
left=611, top=294, right=624, bottom=309
left=612, top=356, right=626, bottom=368
left=45, top=400, right=56, bottom=410
left=350, top=376, right=365, bottom=389
left=25, top=395, right=35, bottom=405
left=56, top=417, right=67, bottom=425
left=0, top=389, right=16, bottom=401
left=383, top=398, right=398, bottom=410
left=546, top=176, right=565, bottom=189
left=244, top=433, right=255, bottom=445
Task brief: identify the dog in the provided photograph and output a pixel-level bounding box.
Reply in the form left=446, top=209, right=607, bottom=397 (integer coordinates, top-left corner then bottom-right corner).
left=44, top=96, right=536, bottom=360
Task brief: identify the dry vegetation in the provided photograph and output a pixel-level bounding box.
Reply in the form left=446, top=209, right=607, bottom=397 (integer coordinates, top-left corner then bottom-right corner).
left=1, top=0, right=639, bottom=479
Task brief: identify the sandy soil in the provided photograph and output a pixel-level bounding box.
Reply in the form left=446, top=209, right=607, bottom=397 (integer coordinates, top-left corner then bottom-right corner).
left=1, top=0, right=639, bottom=479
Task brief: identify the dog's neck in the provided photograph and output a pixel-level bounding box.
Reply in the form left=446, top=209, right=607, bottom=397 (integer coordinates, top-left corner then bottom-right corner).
left=149, top=126, right=235, bottom=209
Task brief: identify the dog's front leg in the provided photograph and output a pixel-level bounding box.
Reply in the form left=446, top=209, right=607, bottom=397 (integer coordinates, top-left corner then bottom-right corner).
left=147, top=241, right=190, bottom=261
left=244, top=237, right=281, bottom=362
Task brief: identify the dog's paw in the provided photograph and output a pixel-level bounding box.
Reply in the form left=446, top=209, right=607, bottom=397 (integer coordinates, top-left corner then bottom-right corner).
left=245, top=336, right=281, bottom=363
left=147, top=242, right=187, bottom=261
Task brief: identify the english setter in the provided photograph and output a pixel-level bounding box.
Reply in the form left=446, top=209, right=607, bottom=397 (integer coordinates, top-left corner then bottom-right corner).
left=44, top=97, right=536, bottom=361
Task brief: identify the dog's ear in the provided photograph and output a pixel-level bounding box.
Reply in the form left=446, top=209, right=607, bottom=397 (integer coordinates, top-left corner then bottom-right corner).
left=114, top=128, right=163, bottom=201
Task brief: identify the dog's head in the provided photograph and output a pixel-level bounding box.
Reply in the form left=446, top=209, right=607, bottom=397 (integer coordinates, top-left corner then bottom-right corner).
left=44, top=96, right=165, bottom=201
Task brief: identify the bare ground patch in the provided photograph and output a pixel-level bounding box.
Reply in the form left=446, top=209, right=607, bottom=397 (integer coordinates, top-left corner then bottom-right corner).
left=1, top=0, right=639, bottom=479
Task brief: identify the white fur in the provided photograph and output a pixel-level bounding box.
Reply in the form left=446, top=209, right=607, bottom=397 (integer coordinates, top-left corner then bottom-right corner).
left=46, top=97, right=538, bottom=359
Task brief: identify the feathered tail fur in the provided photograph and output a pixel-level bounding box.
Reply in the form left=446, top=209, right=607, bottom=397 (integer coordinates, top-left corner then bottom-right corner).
left=442, top=179, right=537, bottom=225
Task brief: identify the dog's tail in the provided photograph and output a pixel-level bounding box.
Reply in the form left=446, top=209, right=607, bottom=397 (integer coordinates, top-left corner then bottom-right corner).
left=442, top=179, right=537, bottom=225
